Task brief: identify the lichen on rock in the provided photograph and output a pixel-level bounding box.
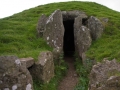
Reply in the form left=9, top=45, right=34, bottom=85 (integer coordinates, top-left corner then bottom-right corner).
left=89, top=59, right=120, bottom=90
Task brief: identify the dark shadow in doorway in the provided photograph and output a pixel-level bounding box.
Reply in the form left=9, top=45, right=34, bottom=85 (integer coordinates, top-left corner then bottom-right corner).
left=63, top=19, right=75, bottom=57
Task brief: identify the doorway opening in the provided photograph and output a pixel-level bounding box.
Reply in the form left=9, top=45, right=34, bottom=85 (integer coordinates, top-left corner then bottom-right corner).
left=63, top=19, right=75, bottom=57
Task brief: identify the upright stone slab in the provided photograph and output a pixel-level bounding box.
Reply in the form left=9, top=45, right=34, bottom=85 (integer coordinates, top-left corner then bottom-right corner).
left=37, top=14, right=48, bottom=37
left=0, top=56, right=34, bottom=90
left=88, top=16, right=104, bottom=40
left=74, top=16, right=92, bottom=61
left=44, top=9, right=64, bottom=48
left=29, top=51, right=54, bottom=83
left=77, top=26, right=92, bottom=62
left=74, top=16, right=82, bottom=53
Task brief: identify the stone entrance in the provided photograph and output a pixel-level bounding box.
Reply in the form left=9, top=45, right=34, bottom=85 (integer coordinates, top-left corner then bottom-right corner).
left=63, top=19, right=75, bottom=56
left=37, top=9, right=104, bottom=62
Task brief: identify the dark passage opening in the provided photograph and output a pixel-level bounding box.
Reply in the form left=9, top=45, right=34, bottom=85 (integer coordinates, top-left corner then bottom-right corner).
left=63, top=20, right=75, bottom=56
left=82, top=18, right=88, bottom=26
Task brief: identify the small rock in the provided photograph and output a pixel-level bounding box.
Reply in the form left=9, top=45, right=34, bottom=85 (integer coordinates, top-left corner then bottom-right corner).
left=20, top=57, right=34, bottom=68
left=73, top=74, right=78, bottom=77
left=89, top=59, right=120, bottom=90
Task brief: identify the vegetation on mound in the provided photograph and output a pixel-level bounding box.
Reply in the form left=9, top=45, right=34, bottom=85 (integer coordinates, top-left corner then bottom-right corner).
left=0, top=1, right=120, bottom=90
left=74, top=57, right=93, bottom=90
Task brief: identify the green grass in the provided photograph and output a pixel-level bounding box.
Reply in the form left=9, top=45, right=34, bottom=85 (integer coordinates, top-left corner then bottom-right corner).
left=74, top=55, right=94, bottom=90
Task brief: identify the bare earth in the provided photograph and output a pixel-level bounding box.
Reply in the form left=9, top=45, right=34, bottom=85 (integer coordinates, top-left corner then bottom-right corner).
left=58, top=56, right=79, bottom=90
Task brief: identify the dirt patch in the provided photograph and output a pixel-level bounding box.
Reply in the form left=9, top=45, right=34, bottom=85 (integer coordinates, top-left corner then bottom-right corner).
left=58, top=56, right=79, bottom=90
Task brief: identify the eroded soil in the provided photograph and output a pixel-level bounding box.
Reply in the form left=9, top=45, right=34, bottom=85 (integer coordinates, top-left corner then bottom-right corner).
left=58, top=56, right=79, bottom=90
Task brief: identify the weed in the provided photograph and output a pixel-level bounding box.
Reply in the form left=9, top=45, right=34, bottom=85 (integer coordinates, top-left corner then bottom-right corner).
left=74, top=57, right=94, bottom=90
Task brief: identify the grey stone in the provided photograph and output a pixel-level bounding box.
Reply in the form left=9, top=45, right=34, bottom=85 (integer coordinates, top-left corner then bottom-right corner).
left=77, top=26, right=92, bottom=62
left=52, top=47, right=63, bottom=60
left=37, top=14, right=48, bottom=37
left=89, top=59, right=120, bottom=90
left=74, top=16, right=92, bottom=59
left=0, top=56, right=34, bottom=90
left=88, top=16, right=104, bottom=40
left=62, top=10, right=88, bottom=21
left=19, top=57, right=34, bottom=68
left=43, top=9, right=64, bottom=48
left=29, top=51, right=54, bottom=83
left=74, top=16, right=82, bottom=45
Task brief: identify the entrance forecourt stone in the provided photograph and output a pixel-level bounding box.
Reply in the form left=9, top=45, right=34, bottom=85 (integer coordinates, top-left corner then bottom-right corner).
left=0, top=56, right=34, bottom=90
left=29, top=51, right=54, bottom=83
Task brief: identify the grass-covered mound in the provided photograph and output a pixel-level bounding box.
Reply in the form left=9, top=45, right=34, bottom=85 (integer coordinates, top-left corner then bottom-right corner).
left=0, top=1, right=120, bottom=62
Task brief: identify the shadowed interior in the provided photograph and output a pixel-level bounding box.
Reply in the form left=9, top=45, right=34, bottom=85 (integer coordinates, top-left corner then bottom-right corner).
left=63, top=20, right=75, bottom=56
left=82, top=18, right=88, bottom=26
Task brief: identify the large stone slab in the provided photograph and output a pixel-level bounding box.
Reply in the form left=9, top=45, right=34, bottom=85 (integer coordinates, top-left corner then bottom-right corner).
left=74, top=16, right=92, bottom=61
left=88, top=16, right=104, bottom=40
left=0, top=56, right=34, bottom=90
left=43, top=9, right=64, bottom=48
left=62, top=10, right=88, bottom=21
left=29, top=51, right=54, bottom=83
left=37, top=14, right=48, bottom=37
left=89, top=59, right=120, bottom=90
